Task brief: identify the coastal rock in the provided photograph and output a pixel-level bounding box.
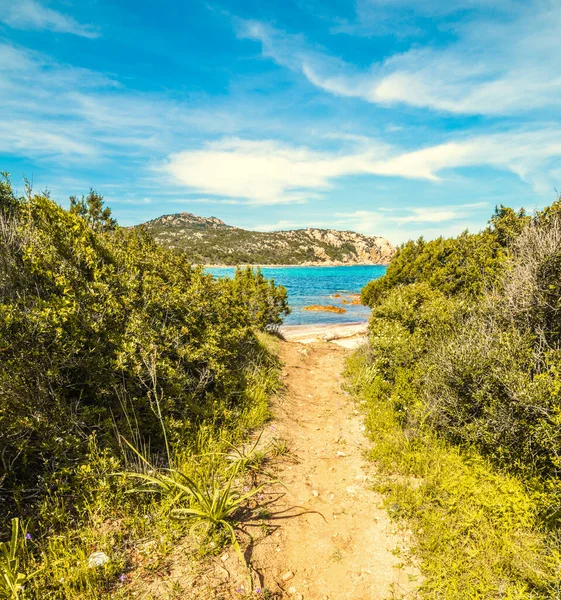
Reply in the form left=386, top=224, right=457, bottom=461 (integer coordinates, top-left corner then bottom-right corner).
left=302, top=305, right=347, bottom=314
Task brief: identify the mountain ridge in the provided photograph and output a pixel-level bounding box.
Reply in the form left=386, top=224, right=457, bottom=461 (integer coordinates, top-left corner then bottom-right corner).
left=138, top=211, right=395, bottom=266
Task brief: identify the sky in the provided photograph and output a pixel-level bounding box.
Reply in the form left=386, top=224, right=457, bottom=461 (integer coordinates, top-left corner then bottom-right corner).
left=1, top=0, right=561, bottom=244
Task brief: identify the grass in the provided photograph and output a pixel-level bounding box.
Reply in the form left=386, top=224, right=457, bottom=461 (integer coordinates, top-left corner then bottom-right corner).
left=346, top=349, right=561, bottom=600
left=0, top=519, right=40, bottom=600
left=0, top=333, right=282, bottom=600
left=120, top=443, right=272, bottom=589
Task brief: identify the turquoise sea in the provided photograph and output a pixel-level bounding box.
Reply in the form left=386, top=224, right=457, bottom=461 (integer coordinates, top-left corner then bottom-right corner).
left=207, top=265, right=386, bottom=326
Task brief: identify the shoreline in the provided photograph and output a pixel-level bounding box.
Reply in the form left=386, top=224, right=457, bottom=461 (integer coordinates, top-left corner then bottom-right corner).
left=280, top=320, right=369, bottom=347
left=204, top=263, right=389, bottom=269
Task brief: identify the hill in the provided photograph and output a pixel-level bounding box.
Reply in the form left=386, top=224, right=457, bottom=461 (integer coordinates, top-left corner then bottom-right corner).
left=138, top=212, right=394, bottom=265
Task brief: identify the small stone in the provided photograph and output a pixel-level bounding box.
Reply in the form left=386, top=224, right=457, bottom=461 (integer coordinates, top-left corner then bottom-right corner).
left=288, top=586, right=297, bottom=594
left=220, top=553, right=229, bottom=562
left=282, top=571, right=294, bottom=581
left=296, top=594, right=303, bottom=600
left=336, top=450, right=346, bottom=457
left=312, top=490, right=319, bottom=497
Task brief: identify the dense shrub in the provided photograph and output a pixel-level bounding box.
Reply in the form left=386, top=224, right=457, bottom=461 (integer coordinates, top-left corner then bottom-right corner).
left=346, top=349, right=560, bottom=599
left=0, top=179, right=289, bottom=519
left=351, top=200, right=561, bottom=596
left=229, top=266, right=290, bottom=330
left=359, top=198, right=561, bottom=512
left=361, top=206, right=529, bottom=307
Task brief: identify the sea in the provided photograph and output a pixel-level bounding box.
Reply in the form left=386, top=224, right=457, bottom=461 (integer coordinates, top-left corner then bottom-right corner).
left=207, top=265, right=386, bottom=326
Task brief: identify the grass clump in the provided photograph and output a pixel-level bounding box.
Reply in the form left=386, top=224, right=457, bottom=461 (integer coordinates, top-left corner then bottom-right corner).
left=121, top=436, right=273, bottom=572
left=347, top=350, right=561, bottom=599
left=0, top=519, right=40, bottom=600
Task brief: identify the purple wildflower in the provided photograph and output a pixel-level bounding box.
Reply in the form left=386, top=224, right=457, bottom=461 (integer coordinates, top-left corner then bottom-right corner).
left=119, top=574, right=126, bottom=583
left=25, top=533, right=32, bottom=540
left=255, top=588, right=262, bottom=594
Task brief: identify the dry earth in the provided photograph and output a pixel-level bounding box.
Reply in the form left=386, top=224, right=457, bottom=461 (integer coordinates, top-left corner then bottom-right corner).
left=240, top=340, right=419, bottom=599
left=129, top=332, right=419, bottom=599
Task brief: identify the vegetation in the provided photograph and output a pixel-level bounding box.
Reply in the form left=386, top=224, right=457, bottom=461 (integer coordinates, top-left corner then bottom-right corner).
left=349, top=201, right=561, bottom=597
left=140, top=212, right=393, bottom=265
left=0, top=175, right=289, bottom=598
left=361, top=206, right=528, bottom=305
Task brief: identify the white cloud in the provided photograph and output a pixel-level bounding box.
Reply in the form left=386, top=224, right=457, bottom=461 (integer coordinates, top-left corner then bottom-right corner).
left=371, top=131, right=561, bottom=190
left=162, top=131, right=561, bottom=204
left=0, top=119, right=97, bottom=158
left=0, top=0, right=99, bottom=38
left=0, top=42, right=309, bottom=166
left=163, top=138, right=384, bottom=204
left=0, top=43, right=245, bottom=163
left=389, top=204, right=487, bottom=224
left=240, top=2, right=561, bottom=116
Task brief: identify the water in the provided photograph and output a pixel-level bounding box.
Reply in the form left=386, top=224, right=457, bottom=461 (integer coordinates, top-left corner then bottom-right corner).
left=207, top=265, right=386, bottom=326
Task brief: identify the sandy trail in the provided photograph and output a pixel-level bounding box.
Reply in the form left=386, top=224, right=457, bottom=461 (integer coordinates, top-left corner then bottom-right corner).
left=245, top=339, right=419, bottom=599
left=135, top=332, right=419, bottom=598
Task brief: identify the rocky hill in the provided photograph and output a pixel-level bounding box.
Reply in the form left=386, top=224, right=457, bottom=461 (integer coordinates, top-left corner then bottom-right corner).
left=139, top=212, right=394, bottom=265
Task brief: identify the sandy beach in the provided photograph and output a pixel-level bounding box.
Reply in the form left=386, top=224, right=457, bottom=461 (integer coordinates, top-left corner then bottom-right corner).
left=280, top=320, right=369, bottom=348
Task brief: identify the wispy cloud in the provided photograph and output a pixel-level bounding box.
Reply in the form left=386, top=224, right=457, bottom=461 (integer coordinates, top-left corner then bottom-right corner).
left=0, top=43, right=243, bottom=164
left=332, top=204, right=489, bottom=243
left=0, top=0, right=99, bottom=38
left=163, top=138, right=385, bottom=204
left=3, top=40, right=559, bottom=207
left=248, top=203, right=489, bottom=243
left=162, top=131, right=561, bottom=204
left=389, top=204, right=488, bottom=224
left=239, top=2, right=561, bottom=116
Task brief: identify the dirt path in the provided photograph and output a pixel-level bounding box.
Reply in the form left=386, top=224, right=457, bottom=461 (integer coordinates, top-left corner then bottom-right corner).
left=244, top=340, right=419, bottom=599
left=137, top=337, right=419, bottom=598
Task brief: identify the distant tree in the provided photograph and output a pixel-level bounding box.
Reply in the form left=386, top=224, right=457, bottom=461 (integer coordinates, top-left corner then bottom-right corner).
left=488, top=204, right=530, bottom=247
left=69, top=189, right=117, bottom=232
left=0, top=173, right=19, bottom=215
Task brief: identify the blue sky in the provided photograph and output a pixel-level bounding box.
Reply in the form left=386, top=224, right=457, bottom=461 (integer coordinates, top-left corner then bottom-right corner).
left=1, top=0, right=561, bottom=243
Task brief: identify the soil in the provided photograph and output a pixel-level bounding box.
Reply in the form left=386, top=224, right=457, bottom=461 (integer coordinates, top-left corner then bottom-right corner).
left=241, top=340, right=419, bottom=599
left=129, top=334, right=419, bottom=599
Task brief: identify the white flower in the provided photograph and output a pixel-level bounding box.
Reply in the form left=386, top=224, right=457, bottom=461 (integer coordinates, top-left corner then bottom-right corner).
left=88, top=552, right=110, bottom=568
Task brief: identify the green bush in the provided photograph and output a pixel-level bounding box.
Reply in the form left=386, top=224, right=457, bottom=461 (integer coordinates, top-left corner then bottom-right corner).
left=361, top=206, right=529, bottom=307
left=360, top=200, right=561, bottom=489
left=0, top=178, right=288, bottom=524
left=354, top=198, right=561, bottom=595
left=347, top=347, right=561, bottom=599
